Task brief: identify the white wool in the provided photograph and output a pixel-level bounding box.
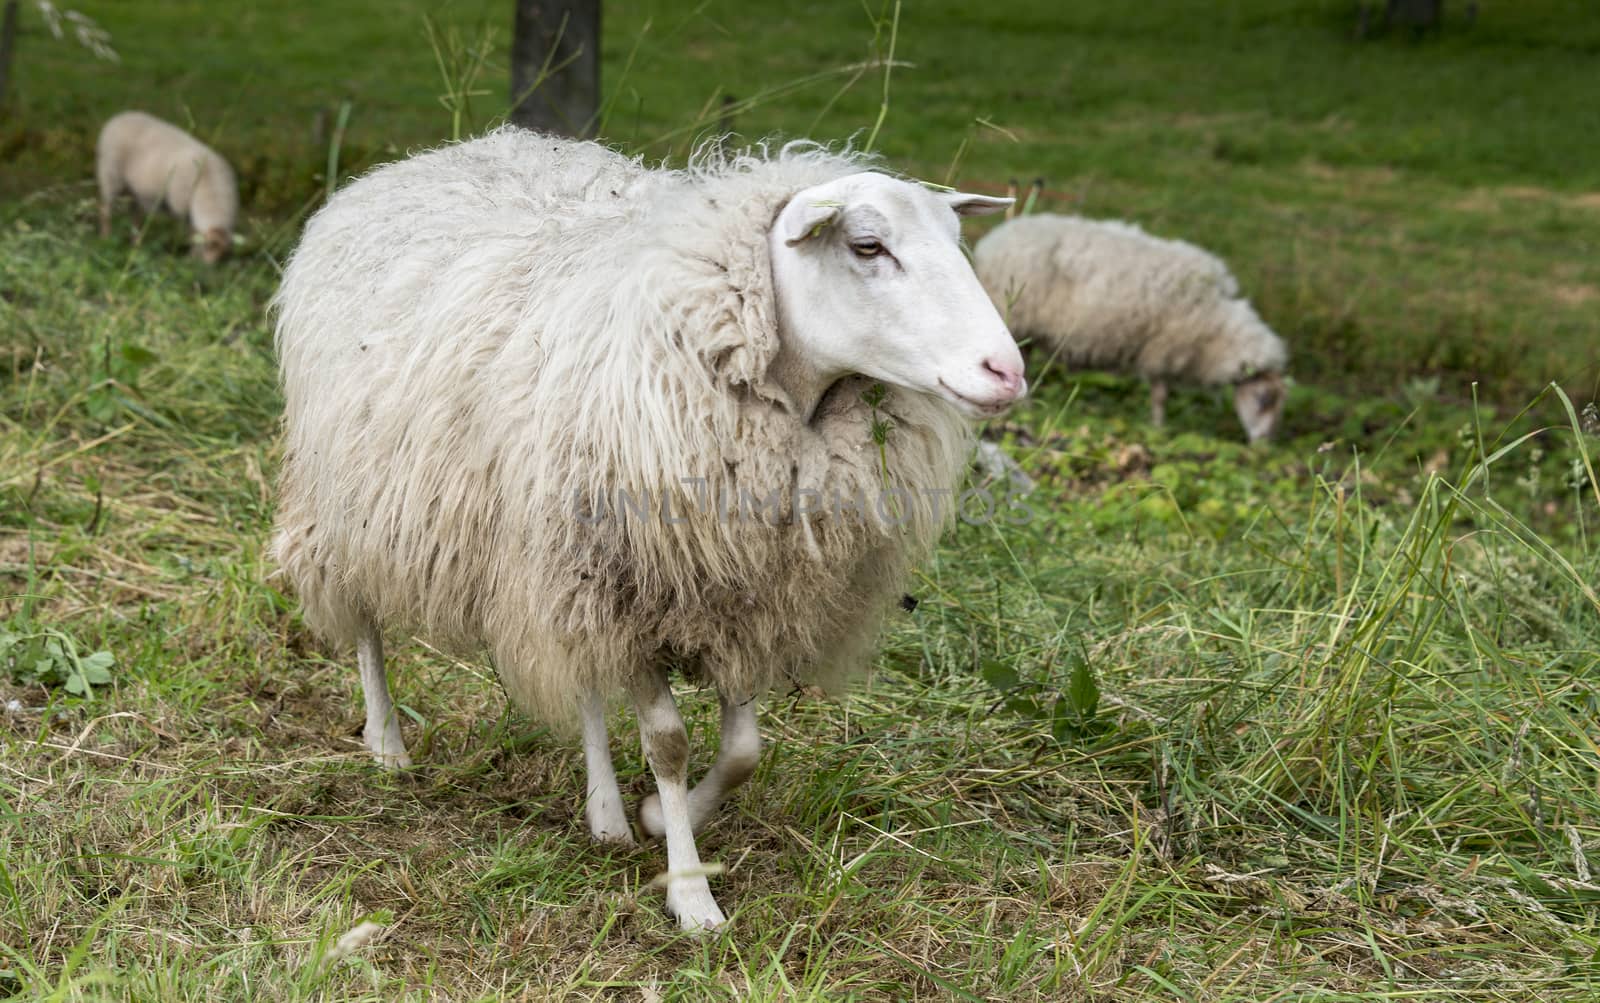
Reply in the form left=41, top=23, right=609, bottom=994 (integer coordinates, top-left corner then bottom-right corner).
left=975, top=213, right=1287, bottom=386
left=271, top=129, right=979, bottom=726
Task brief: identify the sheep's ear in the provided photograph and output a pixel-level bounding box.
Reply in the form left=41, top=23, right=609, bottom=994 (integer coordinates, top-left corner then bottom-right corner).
left=781, top=199, right=843, bottom=246
left=944, top=192, right=1013, bottom=217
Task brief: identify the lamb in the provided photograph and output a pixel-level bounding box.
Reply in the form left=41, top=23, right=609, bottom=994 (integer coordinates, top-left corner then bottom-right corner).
left=974, top=213, right=1288, bottom=442
left=95, top=111, right=238, bottom=264
left=270, top=128, right=1024, bottom=931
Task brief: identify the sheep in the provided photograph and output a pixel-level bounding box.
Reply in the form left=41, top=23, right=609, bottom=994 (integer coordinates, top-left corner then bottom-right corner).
left=974, top=213, right=1288, bottom=443
left=270, top=128, right=1024, bottom=931
left=95, top=111, right=238, bottom=263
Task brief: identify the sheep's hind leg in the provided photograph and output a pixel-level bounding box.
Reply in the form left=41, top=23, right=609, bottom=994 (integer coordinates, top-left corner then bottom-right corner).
left=631, top=669, right=726, bottom=931
left=640, top=690, right=760, bottom=839
left=1149, top=379, right=1169, bottom=428
left=356, top=621, right=412, bottom=769
left=581, top=689, right=635, bottom=846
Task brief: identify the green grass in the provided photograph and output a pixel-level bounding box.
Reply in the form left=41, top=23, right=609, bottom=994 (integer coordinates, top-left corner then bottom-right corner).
left=7, top=0, right=1597, bottom=398
left=3, top=0, right=1600, bottom=999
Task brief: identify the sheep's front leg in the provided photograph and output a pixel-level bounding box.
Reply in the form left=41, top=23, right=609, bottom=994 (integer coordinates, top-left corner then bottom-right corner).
left=580, top=689, right=635, bottom=847
left=356, top=622, right=412, bottom=768
left=640, top=691, right=760, bottom=839
left=630, top=669, right=726, bottom=931
left=1149, top=379, right=1169, bottom=428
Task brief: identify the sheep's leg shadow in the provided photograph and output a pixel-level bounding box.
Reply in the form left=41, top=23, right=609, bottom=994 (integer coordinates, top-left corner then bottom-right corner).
left=631, top=669, right=727, bottom=931
left=639, top=689, right=760, bottom=839
left=356, top=620, right=412, bottom=769
left=126, top=204, right=148, bottom=245
left=96, top=171, right=121, bottom=239
left=580, top=689, right=635, bottom=846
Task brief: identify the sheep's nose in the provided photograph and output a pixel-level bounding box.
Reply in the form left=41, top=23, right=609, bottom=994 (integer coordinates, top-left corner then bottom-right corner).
left=982, top=356, right=1026, bottom=401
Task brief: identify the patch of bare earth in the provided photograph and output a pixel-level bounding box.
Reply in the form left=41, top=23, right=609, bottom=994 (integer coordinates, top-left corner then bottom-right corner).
left=1453, top=185, right=1600, bottom=214
left=1298, top=157, right=1399, bottom=186
left=1551, top=284, right=1599, bottom=306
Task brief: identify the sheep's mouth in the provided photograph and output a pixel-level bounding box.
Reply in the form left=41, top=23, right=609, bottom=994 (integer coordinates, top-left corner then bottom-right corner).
left=937, top=379, right=1013, bottom=418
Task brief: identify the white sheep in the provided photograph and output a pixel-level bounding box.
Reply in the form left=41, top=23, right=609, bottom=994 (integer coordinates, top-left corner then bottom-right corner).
left=975, top=213, right=1288, bottom=442
left=271, top=128, right=1023, bottom=931
left=95, top=111, right=238, bottom=263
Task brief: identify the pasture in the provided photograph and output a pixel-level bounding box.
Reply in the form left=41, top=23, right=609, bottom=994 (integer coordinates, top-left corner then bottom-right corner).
left=2, top=0, right=1598, bottom=999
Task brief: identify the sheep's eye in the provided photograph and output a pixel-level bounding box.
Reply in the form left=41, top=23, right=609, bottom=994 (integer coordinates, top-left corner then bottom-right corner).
left=850, top=239, right=885, bottom=259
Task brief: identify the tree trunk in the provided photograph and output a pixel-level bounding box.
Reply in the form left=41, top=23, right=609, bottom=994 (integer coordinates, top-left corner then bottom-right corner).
left=1386, top=0, right=1443, bottom=29
left=0, top=0, right=20, bottom=112
left=509, top=0, right=600, bottom=138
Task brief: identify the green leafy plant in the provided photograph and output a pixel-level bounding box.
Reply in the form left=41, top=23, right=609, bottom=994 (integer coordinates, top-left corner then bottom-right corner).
left=980, top=647, right=1101, bottom=743
left=1, top=621, right=115, bottom=696
left=85, top=340, right=159, bottom=422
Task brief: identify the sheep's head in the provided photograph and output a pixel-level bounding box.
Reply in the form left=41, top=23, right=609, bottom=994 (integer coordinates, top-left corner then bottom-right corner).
left=769, top=172, right=1026, bottom=420
left=1234, top=371, right=1286, bottom=444
left=195, top=227, right=231, bottom=265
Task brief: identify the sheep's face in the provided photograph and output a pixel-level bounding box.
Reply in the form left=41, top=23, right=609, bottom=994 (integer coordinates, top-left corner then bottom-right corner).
left=770, top=172, right=1026, bottom=419
left=195, top=227, right=231, bottom=265
left=1234, top=371, right=1286, bottom=444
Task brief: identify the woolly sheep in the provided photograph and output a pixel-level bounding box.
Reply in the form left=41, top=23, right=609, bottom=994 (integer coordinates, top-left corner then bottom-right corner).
left=95, top=111, right=238, bottom=264
left=271, top=128, right=1024, bottom=931
left=975, top=213, right=1288, bottom=442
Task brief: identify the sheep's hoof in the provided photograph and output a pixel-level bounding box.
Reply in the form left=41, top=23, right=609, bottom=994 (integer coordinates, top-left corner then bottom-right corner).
left=364, top=726, right=413, bottom=770
left=638, top=791, right=666, bottom=840
left=587, top=795, right=638, bottom=848
left=666, top=879, right=726, bottom=933
left=591, top=827, right=637, bottom=849
left=372, top=749, right=413, bottom=770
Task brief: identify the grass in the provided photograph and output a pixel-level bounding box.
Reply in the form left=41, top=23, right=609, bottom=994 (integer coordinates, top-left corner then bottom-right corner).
left=3, top=0, right=1600, bottom=999
left=6, top=0, right=1597, bottom=399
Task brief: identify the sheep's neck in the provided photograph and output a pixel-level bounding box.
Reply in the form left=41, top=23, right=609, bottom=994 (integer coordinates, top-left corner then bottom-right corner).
left=766, top=341, right=838, bottom=425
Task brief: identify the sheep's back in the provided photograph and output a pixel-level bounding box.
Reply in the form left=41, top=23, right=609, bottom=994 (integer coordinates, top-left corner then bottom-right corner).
left=275, top=131, right=651, bottom=418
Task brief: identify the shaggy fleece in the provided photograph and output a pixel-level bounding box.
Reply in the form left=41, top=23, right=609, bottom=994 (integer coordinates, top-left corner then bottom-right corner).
left=272, top=129, right=972, bottom=725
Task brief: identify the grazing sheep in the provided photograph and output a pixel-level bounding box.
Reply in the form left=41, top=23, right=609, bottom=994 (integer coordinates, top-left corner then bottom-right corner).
left=975, top=213, right=1288, bottom=442
left=271, top=128, right=1023, bottom=930
left=95, top=111, right=238, bottom=263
